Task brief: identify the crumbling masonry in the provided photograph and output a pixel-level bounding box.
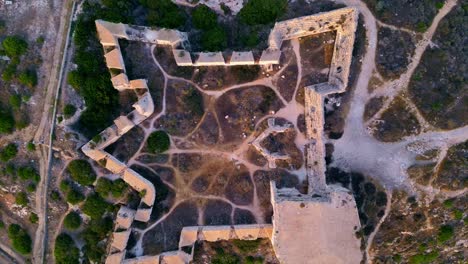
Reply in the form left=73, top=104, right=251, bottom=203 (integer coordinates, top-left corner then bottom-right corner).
left=82, top=7, right=361, bottom=264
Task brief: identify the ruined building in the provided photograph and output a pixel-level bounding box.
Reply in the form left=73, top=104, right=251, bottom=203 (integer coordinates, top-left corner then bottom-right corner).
left=83, top=7, right=361, bottom=264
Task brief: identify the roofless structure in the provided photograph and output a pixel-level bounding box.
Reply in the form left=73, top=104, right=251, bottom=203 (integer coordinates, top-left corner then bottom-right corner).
left=83, top=7, right=361, bottom=264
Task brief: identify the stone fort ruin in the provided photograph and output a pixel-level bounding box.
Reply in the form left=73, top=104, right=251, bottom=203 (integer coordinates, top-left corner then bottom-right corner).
left=82, top=7, right=361, bottom=264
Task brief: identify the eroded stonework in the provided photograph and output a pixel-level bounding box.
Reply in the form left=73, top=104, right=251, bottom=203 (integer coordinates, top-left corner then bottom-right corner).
left=85, top=7, right=360, bottom=264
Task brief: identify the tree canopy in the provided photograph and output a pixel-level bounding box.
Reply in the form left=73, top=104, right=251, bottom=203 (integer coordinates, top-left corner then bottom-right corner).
left=67, top=159, right=96, bottom=186
left=0, top=143, right=18, bottom=162
left=192, top=4, right=218, bottom=30
left=2, top=36, right=28, bottom=57
left=63, top=211, right=82, bottom=230
left=147, top=130, right=170, bottom=153
left=7, top=224, right=31, bottom=255
left=55, top=233, right=80, bottom=264
left=81, top=193, right=110, bottom=219
left=141, top=0, right=186, bottom=28
left=238, top=0, right=287, bottom=25
left=0, top=110, right=14, bottom=134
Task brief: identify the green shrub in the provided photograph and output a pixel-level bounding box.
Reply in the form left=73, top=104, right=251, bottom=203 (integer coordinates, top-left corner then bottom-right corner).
left=435, top=2, right=444, bottom=9
left=0, top=143, right=18, bottom=162
left=201, top=26, right=227, bottom=51
left=26, top=183, right=36, bottom=192
left=63, top=211, right=82, bottom=230
left=63, top=104, right=77, bottom=118
left=2, top=36, right=28, bottom=57
left=26, top=141, right=35, bottom=151
left=442, top=199, right=454, bottom=208
left=192, top=4, right=217, bottom=30
left=5, top=163, right=15, bottom=176
left=416, top=21, right=428, bottom=32
left=18, top=70, right=38, bottom=88
left=17, top=166, right=40, bottom=182
left=437, top=224, right=454, bottom=243
left=36, top=36, right=45, bottom=44
left=245, top=256, right=263, bottom=264
left=2, top=63, right=17, bottom=81
left=29, top=213, right=38, bottom=224
left=238, top=0, right=287, bottom=25
left=0, top=110, right=15, bottom=134
left=7, top=224, right=31, bottom=255
left=81, top=193, right=109, bottom=219
left=67, top=159, right=96, bottom=186
left=15, top=192, right=28, bottom=206
left=453, top=209, right=463, bottom=220
left=110, top=179, right=128, bottom=198
left=9, top=95, right=21, bottom=110
left=232, top=239, right=261, bottom=253
left=82, top=217, right=113, bottom=262
left=66, top=189, right=85, bottom=205
left=147, top=131, right=170, bottom=153
left=55, top=233, right=80, bottom=264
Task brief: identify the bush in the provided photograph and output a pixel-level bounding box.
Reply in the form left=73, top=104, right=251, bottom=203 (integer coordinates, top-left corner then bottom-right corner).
left=2, top=36, right=28, bottom=57
left=18, top=70, right=38, bottom=88
left=67, top=159, right=96, bottom=186
left=409, top=251, right=439, bottom=264
left=7, top=224, right=31, bottom=255
left=63, top=104, right=77, bottom=118
left=9, top=95, right=21, bottom=110
left=437, top=224, right=454, bottom=243
left=17, top=166, right=40, bottom=182
left=143, top=0, right=186, bottom=28
left=26, top=183, right=36, bottom=192
left=0, top=110, right=15, bottom=134
left=201, top=26, right=227, bottom=51
left=55, top=233, right=80, bottom=264
left=63, top=211, right=82, bottom=230
left=0, top=143, right=18, bottom=162
left=15, top=192, right=28, bottom=206
left=238, top=0, right=287, bottom=25
left=2, top=63, right=17, bottom=81
left=26, top=141, right=35, bottom=151
left=147, top=131, right=170, bottom=153
left=212, top=248, right=239, bottom=264
left=110, top=179, right=128, bottom=198
left=59, top=180, right=71, bottom=193
left=192, top=4, right=218, bottom=30
left=66, top=189, right=85, bottom=205
left=29, top=213, right=38, bottom=224
left=50, top=190, right=61, bottom=201
left=82, top=217, right=113, bottom=262
left=81, top=193, right=109, bottom=219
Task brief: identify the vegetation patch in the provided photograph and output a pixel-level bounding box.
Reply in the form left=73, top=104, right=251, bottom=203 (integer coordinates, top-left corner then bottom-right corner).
left=7, top=224, right=31, bottom=255
left=55, top=233, right=80, bottom=264
left=67, top=159, right=96, bottom=186
left=146, top=131, right=170, bottom=154
left=408, top=4, right=467, bottom=129
left=63, top=211, right=82, bottom=230
left=238, top=0, right=288, bottom=25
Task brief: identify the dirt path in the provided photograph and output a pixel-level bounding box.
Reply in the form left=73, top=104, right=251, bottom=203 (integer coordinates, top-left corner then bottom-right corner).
left=32, top=1, right=76, bottom=263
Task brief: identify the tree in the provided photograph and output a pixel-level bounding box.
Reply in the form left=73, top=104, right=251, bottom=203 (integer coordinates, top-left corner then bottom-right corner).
left=17, top=166, right=40, bottom=182
left=437, top=224, right=454, bottom=243
left=18, top=70, right=38, bottom=88
left=238, top=0, right=287, bottom=25
left=63, top=211, right=82, bottom=230
left=147, top=131, right=170, bottom=153
left=0, top=143, right=18, bottom=162
left=2, top=36, right=28, bottom=57
left=66, top=189, right=85, bottom=205
left=67, top=159, right=96, bottom=186
left=63, top=104, right=76, bottom=118
left=192, top=4, right=218, bottom=30
left=55, top=233, right=80, bottom=264
left=7, top=224, right=31, bottom=255
left=143, top=0, right=186, bottom=28
left=15, top=192, right=28, bottom=206
left=201, top=26, right=227, bottom=51
left=81, top=194, right=109, bottom=219
left=0, top=111, right=14, bottom=134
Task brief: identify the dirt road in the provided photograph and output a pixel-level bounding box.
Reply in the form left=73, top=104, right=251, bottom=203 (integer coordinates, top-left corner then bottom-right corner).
left=32, top=1, right=76, bottom=263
